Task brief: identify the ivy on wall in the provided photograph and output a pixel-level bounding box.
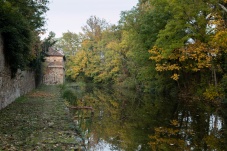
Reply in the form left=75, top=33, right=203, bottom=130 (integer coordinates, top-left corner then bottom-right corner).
left=0, top=0, right=49, bottom=77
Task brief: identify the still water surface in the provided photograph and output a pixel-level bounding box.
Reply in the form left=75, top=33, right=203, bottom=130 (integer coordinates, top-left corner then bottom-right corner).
left=68, top=85, right=227, bottom=151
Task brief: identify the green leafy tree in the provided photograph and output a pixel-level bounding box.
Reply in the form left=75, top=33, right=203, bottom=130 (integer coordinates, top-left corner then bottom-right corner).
left=66, top=16, right=123, bottom=83
left=56, top=31, right=81, bottom=57
left=117, top=0, right=174, bottom=91
left=148, top=0, right=227, bottom=99
left=33, top=31, right=57, bottom=85
left=0, top=0, right=49, bottom=77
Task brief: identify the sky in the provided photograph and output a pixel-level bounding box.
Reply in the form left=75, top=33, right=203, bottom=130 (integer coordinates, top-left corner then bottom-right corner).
left=42, top=0, right=138, bottom=38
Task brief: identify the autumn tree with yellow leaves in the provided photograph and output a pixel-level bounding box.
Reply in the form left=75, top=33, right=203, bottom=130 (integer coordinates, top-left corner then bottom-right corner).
left=148, top=0, right=227, bottom=101
left=58, top=0, right=227, bottom=102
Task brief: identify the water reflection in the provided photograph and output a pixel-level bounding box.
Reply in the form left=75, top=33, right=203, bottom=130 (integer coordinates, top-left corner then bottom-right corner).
left=66, top=85, right=227, bottom=151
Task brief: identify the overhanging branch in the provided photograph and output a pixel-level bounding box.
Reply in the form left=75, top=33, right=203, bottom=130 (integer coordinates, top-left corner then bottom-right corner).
left=219, top=3, right=227, bottom=13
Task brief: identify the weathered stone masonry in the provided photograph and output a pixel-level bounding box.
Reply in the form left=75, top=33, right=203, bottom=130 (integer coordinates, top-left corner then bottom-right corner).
left=0, top=35, right=35, bottom=110
left=42, top=47, right=65, bottom=85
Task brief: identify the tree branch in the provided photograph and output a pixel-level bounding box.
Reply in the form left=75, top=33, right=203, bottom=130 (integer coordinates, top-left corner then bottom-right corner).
left=219, top=3, right=227, bottom=13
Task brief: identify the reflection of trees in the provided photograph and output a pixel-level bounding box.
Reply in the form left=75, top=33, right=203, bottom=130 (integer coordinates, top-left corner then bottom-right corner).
left=68, top=87, right=180, bottom=151
left=66, top=85, right=227, bottom=151
left=149, top=120, right=185, bottom=150
left=149, top=100, right=227, bottom=150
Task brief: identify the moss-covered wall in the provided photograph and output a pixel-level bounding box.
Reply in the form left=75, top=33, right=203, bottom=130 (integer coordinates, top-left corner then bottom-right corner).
left=0, top=35, right=35, bottom=110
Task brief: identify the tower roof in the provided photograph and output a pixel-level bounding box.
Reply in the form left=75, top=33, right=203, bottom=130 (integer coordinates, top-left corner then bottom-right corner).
left=47, top=47, right=64, bottom=57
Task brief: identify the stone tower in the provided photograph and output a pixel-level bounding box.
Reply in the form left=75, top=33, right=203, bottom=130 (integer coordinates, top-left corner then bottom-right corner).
left=42, top=47, right=65, bottom=85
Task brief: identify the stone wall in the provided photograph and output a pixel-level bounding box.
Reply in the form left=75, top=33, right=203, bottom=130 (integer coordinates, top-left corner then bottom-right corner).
left=0, top=35, right=36, bottom=110
left=43, top=67, right=64, bottom=85
left=43, top=56, right=65, bottom=85
left=46, top=56, right=63, bottom=63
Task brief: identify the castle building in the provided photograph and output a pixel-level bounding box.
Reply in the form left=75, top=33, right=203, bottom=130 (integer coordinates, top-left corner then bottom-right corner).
left=42, top=47, right=65, bottom=85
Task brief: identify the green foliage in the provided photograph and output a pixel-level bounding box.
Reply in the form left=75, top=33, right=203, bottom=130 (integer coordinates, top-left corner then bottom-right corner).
left=117, top=77, right=137, bottom=89
left=62, top=17, right=124, bottom=84
left=0, top=0, right=49, bottom=77
left=116, top=0, right=174, bottom=90
left=60, top=0, right=227, bottom=102
left=41, top=31, right=57, bottom=52
left=32, top=32, right=57, bottom=86
left=148, top=0, right=227, bottom=100
left=154, top=0, right=217, bottom=53
left=15, top=95, right=27, bottom=103
left=221, top=74, right=227, bottom=91
left=55, top=31, right=81, bottom=57
left=203, top=84, right=225, bottom=104
left=61, top=87, right=77, bottom=105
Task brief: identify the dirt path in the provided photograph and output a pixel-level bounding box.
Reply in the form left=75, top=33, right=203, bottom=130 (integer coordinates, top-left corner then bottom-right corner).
left=0, top=85, right=77, bottom=150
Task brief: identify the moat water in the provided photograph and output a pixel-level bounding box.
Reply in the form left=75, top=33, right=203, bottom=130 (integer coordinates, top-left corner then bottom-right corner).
left=68, top=85, right=227, bottom=151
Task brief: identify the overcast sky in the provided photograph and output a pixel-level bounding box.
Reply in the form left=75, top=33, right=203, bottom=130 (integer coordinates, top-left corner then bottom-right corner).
left=42, top=0, right=138, bottom=38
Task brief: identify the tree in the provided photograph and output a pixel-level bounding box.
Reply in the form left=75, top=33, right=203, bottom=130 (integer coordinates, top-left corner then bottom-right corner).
left=33, top=31, right=57, bottom=85
left=56, top=31, right=81, bottom=57
left=82, top=16, right=109, bottom=41
left=65, top=16, right=123, bottom=83
left=149, top=0, right=227, bottom=97
left=0, top=0, right=49, bottom=77
left=116, top=0, right=174, bottom=91
left=41, top=31, right=57, bottom=52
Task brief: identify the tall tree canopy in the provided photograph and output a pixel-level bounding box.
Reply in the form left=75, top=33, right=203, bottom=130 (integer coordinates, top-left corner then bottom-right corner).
left=59, top=0, right=227, bottom=102
left=56, top=31, right=81, bottom=57
left=0, top=0, right=49, bottom=77
left=148, top=0, right=227, bottom=100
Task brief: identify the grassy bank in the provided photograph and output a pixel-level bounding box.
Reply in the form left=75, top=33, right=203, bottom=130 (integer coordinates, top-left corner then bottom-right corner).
left=0, top=85, right=77, bottom=150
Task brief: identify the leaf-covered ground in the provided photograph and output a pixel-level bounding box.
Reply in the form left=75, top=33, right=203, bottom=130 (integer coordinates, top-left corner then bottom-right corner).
left=0, top=85, right=78, bottom=151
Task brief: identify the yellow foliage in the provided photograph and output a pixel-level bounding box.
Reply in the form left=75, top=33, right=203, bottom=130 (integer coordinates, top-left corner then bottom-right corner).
left=110, top=101, right=119, bottom=108
left=203, top=85, right=224, bottom=103
left=149, top=41, right=213, bottom=81
left=119, top=31, right=131, bottom=53
left=170, top=120, right=179, bottom=126
left=156, top=64, right=181, bottom=71
left=106, top=41, right=120, bottom=51
left=210, top=29, right=227, bottom=52
left=149, top=123, right=185, bottom=150
left=171, top=74, right=180, bottom=81
left=66, top=50, right=88, bottom=79
left=149, top=46, right=164, bottom=62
